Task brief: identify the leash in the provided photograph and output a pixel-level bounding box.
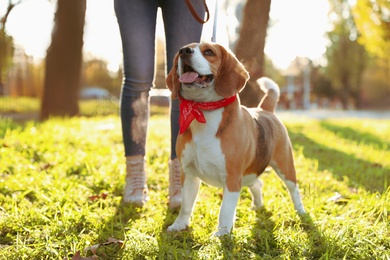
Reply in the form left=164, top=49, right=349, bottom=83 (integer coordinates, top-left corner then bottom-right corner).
left=211, top=0, right=218, bottom=42
left=185, top=0, right=210, bottom=24
left=185, top=0, right=219, bottom=42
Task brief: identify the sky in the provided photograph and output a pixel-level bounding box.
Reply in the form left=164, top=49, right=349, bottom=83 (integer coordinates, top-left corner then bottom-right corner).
left=0, top=0, right=330, bottom=71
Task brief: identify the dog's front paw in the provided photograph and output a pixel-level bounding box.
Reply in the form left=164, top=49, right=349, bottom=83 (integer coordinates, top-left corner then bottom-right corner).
left=251, top=203, right=264, bottom=211
left=167, top=221, right=188, bottom=232
left=212, top=227, right=231, bottom=237
left=296, top=207, right=306, bottom=215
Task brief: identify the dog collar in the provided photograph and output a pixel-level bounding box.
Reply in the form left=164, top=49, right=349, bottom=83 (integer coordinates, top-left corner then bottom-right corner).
left=178, top=94, right=237, bottom=134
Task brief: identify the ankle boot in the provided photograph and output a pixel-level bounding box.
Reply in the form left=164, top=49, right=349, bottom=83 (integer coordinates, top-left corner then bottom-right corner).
left=123, top=155, right=149, bottom=206
left=168, top=158, right=182, bottom=209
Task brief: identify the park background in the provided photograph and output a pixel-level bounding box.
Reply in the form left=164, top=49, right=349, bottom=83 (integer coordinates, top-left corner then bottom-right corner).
left=0, top=0, right=389, bottom=117
left=0, top=0, right=390, bottom=259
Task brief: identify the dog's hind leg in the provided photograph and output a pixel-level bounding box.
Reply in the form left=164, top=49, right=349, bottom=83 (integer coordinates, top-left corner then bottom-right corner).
left=249, top=178, right=264, bottom=210
left=167, top=175, right=201, bottom=232
left=270, top=156, right=305, bottom=214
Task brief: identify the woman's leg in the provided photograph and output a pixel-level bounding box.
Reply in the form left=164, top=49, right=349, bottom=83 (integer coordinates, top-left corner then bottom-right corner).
left=114, top=0, right=159, bottom=206
left=162, top=0, right=205, bottom=209
left=162, top=0, right=205, bottom=159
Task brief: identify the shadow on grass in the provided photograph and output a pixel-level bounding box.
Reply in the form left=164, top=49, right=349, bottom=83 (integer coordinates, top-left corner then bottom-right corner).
left=288, top=129, right=390, bottom=193
left=319, top=121, right=390, bottom=149
left=76, top=196, right=144, bottom=259
left=251, top=211, right=343, bottom=259
left=157, top=207, right=199, bottom=259
left=250, top=208, right=279, bottom=258
left=158, top=208, right=275, bottom=259
left=298, top=213, right=344, bottom=259
left=158, top=207, right=251, bottom=259
left=0, top=117, right=23, bottom=138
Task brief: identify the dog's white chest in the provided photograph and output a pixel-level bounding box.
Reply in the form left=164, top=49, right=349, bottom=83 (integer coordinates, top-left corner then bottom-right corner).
left=180, top=109, right=227, bottom=187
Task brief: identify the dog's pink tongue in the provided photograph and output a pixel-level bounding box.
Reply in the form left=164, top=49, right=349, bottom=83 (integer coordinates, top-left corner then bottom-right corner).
left=179, top=72, right=199, bottom=83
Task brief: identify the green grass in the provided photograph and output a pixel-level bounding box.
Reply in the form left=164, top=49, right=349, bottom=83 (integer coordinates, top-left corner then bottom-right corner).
left=0, top=97, right=40, bottom=113
left=0, top=96, right=119, bottom=116
left=0, top=114, right=389, bottom=259
left=0, top=96, right=168, bottom=118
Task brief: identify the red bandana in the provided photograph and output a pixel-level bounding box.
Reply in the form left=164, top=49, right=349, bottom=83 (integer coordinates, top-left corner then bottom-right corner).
left=178, top=94, right=237, bottom=134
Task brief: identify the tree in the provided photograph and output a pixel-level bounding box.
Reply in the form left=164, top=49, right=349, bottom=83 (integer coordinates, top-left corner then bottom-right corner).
left=81, top=58, right=122, bottom=98
left=311, top=66, right=335, bottom=100
left=233, top=0, right=271, bottom=107
left=325, top=0, right=368, bottom=109
left=82, top=59, right=112, bottom=89
left=40, top=0, right=86, bottom=119
left=352, top=0, right=390, bottom=59
left=361, top=58, right=390, bottom=108
left=352, top=0, right=390, bottom=100
left=0, top=0, right=21, bottom=95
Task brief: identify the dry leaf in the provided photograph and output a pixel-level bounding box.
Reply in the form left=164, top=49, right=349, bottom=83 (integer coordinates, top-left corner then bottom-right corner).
left=89, top=192, right=109, bottom=201
left=327, top=192, right=349, bottom=205
left=84, top=237, right=125, bottom=257
left=107, top=237, right=124, bottom=245
left=68, top=250, right=95, bottom=260
left=87, top=244, right=100, bottom=255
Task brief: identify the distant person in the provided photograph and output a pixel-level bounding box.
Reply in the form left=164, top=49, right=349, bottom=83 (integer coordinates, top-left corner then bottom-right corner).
left=114, top=0, right=206, bottom=208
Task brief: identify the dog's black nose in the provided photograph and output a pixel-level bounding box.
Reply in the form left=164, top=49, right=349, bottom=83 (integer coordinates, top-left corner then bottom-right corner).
left=179, top=47, right=194, bottom=56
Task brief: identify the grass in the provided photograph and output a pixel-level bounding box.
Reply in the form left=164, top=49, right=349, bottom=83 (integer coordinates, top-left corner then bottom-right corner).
left=0, top=112, right=389, bottom=259
left=0, top=96, right=168, bottom=118
left=0, top=97, right=40, bottom=114
left=0, top=96, right=120, bottom=116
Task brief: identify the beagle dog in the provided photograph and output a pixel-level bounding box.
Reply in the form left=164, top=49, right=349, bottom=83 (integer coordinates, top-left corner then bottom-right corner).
left=166, top=42, right=305, bottom=236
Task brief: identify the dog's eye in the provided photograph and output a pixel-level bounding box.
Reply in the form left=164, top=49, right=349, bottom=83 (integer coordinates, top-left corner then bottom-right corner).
left=203, top=49, right=215, bottom=56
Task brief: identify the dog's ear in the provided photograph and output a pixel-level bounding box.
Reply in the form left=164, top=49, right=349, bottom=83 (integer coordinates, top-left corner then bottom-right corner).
left=214, top=45, right=250, bottom=98
left=166, top=53, right=180, bottom=99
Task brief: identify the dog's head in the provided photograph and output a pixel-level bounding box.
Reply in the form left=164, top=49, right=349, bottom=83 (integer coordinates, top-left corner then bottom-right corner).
left=166, top=43, right=249, bottom=102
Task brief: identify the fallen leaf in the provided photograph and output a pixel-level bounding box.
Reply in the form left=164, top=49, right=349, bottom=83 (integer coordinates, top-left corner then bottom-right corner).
left=88, top=195, right=100, bottom=202
left=67, top=250, right=95, bottom=260
left=327, top=192, right=349, bottom=205
left=89, top=192, right=109, bottom=202
left=349, top=187, right=358, bottom=193
left=101, top=192, right=108, bottom=199
left=40, top=163, right=53, bottom=171
left=107, top=237, right=124, bottom=245
left=86, top=244, right=100, bottom=255
left=84, top=237, right=125, bottom=257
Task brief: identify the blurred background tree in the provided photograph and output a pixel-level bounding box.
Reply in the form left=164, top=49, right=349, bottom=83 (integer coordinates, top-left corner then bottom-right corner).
left=82, top=58, right=122, bottom=97
left=1, top=0, right=390, bottom=115
left=233, top=0, right=271, bottom=107
left=40, top=0, right=86, bottom=120
left=322, top=0, right=390, bottom=109
left=0, top=0, right=20, bottom=96
left=352, top=0, right=390, bottom=108
left=353, top=0, right=390, bottom=59
left=325, top=0, right=368, bottom=109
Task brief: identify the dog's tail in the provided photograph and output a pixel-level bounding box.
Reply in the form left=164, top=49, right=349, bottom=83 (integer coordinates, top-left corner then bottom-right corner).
left=258, top=77, right=280, bottom=113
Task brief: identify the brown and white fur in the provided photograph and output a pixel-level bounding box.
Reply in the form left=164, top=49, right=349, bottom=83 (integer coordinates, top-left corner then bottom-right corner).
left=166, top=42, right=305, bottom=236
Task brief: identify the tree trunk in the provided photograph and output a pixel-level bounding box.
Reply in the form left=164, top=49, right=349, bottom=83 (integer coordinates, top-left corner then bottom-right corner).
left=234, top=0, right=271, bottom=107
left=41, top=0, right=86, bottom=120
